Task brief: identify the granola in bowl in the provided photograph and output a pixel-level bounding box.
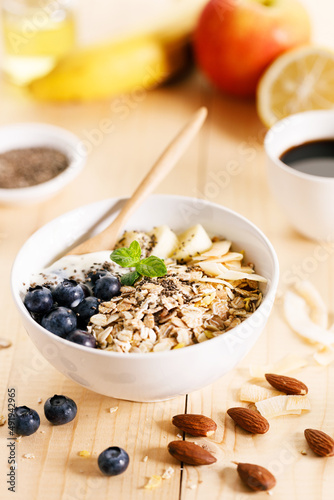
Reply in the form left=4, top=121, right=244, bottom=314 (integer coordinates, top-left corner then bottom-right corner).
left=90, top=264, right=263, bottom=353
left=88, top=227, right=266, bottom=353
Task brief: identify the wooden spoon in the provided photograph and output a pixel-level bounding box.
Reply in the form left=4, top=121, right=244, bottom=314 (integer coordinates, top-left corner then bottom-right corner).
left=67, top=107, right=207, bottom=256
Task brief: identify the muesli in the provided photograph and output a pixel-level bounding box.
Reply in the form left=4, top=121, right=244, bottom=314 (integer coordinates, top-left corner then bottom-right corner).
left=23, top=224, right=266, bottom=353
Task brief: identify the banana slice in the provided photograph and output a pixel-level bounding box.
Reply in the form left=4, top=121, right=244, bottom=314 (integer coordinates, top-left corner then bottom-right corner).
left=172, top=224, right=212, bottom=262
left=294, top=280, right=328, bottom=328
left=116, top=230, right=152, bottom=257
left=284, top=291, right=334, bottom=346
left=148, top=225, right=178, bottom=259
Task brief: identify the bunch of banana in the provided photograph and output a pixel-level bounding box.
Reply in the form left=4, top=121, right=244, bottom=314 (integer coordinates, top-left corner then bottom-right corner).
left=28, top=6, right=204, bottom=102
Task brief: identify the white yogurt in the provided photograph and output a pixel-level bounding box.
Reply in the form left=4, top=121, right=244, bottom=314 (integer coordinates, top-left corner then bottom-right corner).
left=27, top=250, right=125, bottom=290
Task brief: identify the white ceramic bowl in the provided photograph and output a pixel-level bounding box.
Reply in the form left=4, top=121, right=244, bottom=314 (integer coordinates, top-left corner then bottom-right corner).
left=0, top=123, right=86, bottom=205
left=11, top=195, right=279, bottom=402
left=265, top=110, right=334, bottom=241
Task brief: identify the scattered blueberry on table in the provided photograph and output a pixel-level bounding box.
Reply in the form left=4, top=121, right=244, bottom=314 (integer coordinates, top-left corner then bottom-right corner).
left=98, top=447, right=130, bottom=476
left=13, top=406, right=40, bottom=436
left=44, top=395, right=77, bottom=425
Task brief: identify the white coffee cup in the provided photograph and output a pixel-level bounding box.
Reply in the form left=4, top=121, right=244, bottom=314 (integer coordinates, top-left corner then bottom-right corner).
left=264, top=110, right=334, bottom=241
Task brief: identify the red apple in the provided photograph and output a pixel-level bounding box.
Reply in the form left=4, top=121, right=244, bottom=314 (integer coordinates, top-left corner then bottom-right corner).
left=193, top=0, right=311, bottom=97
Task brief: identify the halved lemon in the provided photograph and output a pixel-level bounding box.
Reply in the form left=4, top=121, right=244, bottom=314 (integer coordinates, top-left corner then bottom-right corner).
left=257, top=46, right=334, bottom=127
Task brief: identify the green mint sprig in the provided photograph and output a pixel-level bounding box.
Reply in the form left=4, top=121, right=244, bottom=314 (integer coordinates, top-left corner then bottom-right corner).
left=110, top=240, right=167, bottom=286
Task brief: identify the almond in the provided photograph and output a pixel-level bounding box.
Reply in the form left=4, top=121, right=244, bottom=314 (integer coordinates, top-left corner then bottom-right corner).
left=236, top=462, right=276, bottom=491
left=172, top=414, right=217, bottom=437
left=265, top=373, right=308, bottom=395
left=167, top=440, right=217, bottom=466
left=227, top=407, right=269, bottom=434
left=304, top=429, right=334, bottom=457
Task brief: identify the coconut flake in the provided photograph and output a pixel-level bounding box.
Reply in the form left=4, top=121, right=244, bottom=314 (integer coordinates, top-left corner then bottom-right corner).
left=256, top=395, right=310, bottom=418
left=192, top=240, right=232, bottom=260
left=313, top=345, right=334, bottom=366
left=239, top=383, right=284, bottom=403
left=294, top=280, right=328, bottom=328
left=284, top=291, right=334, bottom=346
left=249, top=355, right=308, bottom=379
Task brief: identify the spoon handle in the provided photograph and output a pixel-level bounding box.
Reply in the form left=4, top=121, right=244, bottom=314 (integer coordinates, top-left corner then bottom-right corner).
left=68, top=107, right=207, bottom=255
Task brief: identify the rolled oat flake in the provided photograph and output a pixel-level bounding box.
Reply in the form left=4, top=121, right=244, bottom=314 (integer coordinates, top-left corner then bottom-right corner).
left=0, top=147, right=69, bottom=188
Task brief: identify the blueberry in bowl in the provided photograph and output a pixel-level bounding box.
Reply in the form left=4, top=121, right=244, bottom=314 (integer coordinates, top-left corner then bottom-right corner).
left=87, top=270, right=109, bottom=285
left=41, top=307, right=77, bottom=338
left=53, top=279, right=85, bottom=308
left=74, top=296, right=100, bottom=328
left=93, top=275, right=121, bottom=301
left=66, top=329, right=97, bottom=348
left=24, top=286, right=53, bottom=314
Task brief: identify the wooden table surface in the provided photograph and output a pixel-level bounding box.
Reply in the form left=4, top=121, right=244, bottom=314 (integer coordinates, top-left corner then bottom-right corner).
left=1, top=1, right=334, bottom=499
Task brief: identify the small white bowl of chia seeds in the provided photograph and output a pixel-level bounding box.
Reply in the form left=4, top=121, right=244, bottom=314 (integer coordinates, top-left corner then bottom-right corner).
left=0, top=122, right=86, bottom=205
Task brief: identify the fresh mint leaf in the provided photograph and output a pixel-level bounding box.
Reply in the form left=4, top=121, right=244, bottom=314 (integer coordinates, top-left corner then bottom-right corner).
left=111, top=240, right=167, bottom=281
left=135, top=256, right=167, bottom=278
left=120, top=271, right=140, bottom=286
left=129, top=240, right=141, bottom=261
left=110, top=240, right=141, bottom=268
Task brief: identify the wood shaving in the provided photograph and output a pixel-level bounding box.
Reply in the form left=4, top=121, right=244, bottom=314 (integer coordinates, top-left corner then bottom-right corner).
left=22, top=453, right=35, bottom=459
left=0, top=415, right=6, bottom=426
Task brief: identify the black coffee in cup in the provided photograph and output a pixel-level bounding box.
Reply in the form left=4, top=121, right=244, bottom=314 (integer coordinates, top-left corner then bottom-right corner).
left=280, top=139, right=334, bottom=177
